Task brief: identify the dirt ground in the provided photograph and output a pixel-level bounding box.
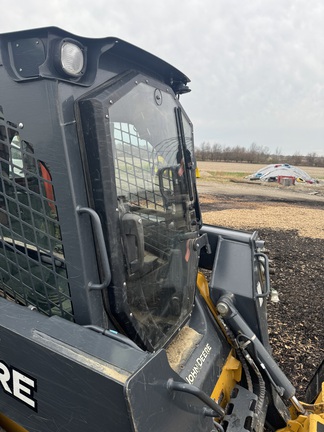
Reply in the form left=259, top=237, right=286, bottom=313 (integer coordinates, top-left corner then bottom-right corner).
left=196, top=171, right=324, bottom=399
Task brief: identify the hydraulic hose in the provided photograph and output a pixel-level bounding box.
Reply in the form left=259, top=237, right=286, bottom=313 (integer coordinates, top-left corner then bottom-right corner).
left=216, top=295, right=296, bottom=401
left=219, top=316, right=266, bottom=428
left=218, top=316, right=253, bottom=393
left=237, top=335, right=266, bottom=429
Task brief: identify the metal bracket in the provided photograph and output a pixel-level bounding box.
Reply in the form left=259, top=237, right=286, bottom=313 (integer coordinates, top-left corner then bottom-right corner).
left=193, top=233, right=211, bottom=254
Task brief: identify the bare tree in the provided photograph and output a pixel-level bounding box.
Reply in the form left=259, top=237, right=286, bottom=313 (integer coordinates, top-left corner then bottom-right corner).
left=275, top=147, right=282, bottom=160
left=196, top=142, right=324, bottom=167
left=306, top=152, right=318, bottom=166
left=212, top=143, right=222, bottom=161
left=290, top=151, right=302, bottom=166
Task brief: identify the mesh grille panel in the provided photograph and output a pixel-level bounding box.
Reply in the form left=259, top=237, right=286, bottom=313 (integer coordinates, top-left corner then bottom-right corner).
left=0, top=120, right=73, bottom=320
left=114, top=122, right=166, bottom=212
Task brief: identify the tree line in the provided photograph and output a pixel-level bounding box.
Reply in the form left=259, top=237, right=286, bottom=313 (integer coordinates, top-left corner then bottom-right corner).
left=195, top=142, right=324, bottom=167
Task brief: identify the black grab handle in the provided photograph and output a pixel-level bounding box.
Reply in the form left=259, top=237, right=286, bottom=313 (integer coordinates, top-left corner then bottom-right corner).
left=76, top=206, right=111, bottom=290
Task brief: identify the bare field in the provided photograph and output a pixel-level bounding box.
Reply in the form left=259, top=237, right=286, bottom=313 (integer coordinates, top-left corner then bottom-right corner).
left=196, top=161, right=324, bottom=239
left=197, top=161, right=324, bottom=179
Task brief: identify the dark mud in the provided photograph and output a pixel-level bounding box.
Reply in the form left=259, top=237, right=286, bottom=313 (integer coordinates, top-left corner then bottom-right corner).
left=201, top=193, right=324, bottom=211
left=259, top=228, right=324, bottom=398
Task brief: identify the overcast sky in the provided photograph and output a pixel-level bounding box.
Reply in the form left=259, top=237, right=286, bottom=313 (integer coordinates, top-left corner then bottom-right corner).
left=2, top=0, right=324, bottom=155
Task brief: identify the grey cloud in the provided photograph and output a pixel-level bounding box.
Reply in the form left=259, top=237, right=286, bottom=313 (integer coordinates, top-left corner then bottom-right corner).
left=1, top=0, right=323, bottom=155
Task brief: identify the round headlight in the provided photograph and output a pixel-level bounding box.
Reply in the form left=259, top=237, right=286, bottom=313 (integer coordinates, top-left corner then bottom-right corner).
left=60, top=41, right=84, bottom=77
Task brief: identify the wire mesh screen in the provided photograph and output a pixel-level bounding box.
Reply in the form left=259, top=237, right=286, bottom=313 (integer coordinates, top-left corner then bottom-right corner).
left=0, top=117, right=73, bottom=320
left=113, top=122, right=167, bottom=212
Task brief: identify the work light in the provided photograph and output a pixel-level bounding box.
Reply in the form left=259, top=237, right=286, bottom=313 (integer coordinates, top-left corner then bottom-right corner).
left=59, top=40, right=85, bottom=77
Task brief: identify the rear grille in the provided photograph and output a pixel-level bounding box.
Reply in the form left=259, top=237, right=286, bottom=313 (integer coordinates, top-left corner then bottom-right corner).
left=0, top=115, right=73, bottom=320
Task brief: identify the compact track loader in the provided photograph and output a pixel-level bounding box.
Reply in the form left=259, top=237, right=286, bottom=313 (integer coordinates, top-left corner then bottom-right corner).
left=0, top=27, right=323, bottom=432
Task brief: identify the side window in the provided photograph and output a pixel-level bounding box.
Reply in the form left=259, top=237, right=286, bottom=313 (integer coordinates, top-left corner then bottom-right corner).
left=0, top=123, right=73, bottom=320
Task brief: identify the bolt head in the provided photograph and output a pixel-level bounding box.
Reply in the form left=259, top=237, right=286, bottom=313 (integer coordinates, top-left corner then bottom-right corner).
left=217, top=302, right=229, bottom=316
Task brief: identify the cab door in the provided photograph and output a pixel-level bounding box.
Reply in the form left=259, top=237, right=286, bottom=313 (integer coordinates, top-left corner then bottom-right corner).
left=77, top=72, right=200, bottom=351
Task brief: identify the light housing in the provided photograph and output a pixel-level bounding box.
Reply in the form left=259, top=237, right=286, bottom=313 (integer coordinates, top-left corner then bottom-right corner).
left=56, top=38, right=86, bottom=78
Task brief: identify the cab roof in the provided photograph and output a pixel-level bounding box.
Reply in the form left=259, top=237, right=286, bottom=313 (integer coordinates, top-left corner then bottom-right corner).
left=0, top=26, right=190, bottom=93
